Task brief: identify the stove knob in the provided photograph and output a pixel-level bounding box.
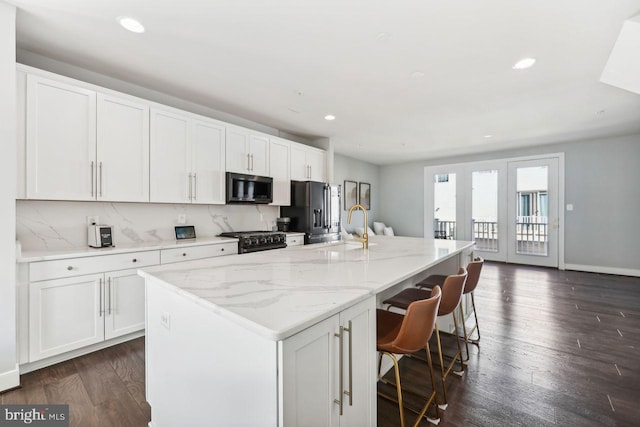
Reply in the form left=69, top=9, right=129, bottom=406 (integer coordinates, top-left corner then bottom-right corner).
left=251, top=238, right=259, bottom=245
left=259, top=237, right=267, bottom=244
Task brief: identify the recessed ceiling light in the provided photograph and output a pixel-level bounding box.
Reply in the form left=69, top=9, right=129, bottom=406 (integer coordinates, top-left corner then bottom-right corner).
left=376, top=32, right=390, bottom=42
left=411, top=71, right=425, bottom=79
left=484, top=134, right=493, bottom=138
left=117, top=16, right=145, bottom=33
left=512, top=58, right=536, bottom=70
left=324, top=115, right=336, bottom=121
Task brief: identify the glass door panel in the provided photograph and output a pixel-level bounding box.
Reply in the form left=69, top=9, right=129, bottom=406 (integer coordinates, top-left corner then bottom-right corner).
left=472, top=170, right=499, bottom=252
left=508, top=159, right=559, bottom=267
left=433, top=173, right=457, bottom=239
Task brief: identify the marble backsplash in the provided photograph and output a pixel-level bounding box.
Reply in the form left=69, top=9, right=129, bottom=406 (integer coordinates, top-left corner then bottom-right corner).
left=16, top=200, right=279, bottom=252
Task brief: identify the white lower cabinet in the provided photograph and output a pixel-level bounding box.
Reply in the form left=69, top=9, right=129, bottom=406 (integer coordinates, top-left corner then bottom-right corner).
left=281, top=296, right=376, bottom=427
left=29, top=268, right=146, bottom=362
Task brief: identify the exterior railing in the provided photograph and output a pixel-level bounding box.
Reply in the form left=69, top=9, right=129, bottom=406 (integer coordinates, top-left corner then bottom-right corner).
left=433, top=219, right=456, bottom=240
left=438, top=217, right=548, bottom=255
left=472, top=220, right=498, bottom=252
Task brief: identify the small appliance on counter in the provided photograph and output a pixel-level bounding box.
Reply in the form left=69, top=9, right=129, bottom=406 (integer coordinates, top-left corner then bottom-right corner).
left=276, top=217, right=291, bottom=232
left=280, top=181, right=341, bottom=244
left=88, top=225, right=114, bottom=248
left=175, top=225, right=196, bottom=240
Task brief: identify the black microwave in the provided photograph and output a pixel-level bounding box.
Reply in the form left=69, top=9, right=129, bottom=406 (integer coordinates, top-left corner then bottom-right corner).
left=226, top=172, right=273, bottom=204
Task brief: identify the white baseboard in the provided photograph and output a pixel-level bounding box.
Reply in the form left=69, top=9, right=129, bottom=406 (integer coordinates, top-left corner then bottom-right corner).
left=565, top=264, right=640, bottom=278
left=0, top=364, right=20, bottom=392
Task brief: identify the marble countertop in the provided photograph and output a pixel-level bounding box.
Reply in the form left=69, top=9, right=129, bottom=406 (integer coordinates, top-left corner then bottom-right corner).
left=139, top=236, right=475, bottom=341
left=17, top=236, right=238, bottom=263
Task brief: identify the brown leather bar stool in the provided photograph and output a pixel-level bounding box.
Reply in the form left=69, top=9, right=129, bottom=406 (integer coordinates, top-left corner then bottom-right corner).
left=377, top=286, right=442, bottom=427
left=418, top=257, right=484, bottom=362
left=383, top=269, right=467, bottom=409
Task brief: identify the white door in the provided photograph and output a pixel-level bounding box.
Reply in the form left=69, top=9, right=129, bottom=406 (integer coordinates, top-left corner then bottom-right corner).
left=290, top=143, right=309, bottom=181
left=226, top=126, right=250, bottom=174
left=191, top=118, right=226, bottom=204
left=249, top=134, right=270, bottom=176
left=26, top=74, right=96, bottom=201
left=307, top=149, right=326, bottom=182
left=150, top=108, right=191, bottom=203
left=507, top=158, right=560, bottom=267
left=104, top=269, right=146, bottom=340
left=97, top=93, right=149, bottom=202
left=269, top=138, right=291, bottom=206
left=468, top=164, right=508, bottom=262
left=338, top=297, right=376, bottom=427
left=29, top=273, right=104, bottom=361
left=282, top=314, right=340, bottom=427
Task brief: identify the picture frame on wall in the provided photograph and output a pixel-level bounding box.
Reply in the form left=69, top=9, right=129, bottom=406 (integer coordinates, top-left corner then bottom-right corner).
left=359, top=182, right=371, bottom=210
left=344, top=180, right=358, bottom=210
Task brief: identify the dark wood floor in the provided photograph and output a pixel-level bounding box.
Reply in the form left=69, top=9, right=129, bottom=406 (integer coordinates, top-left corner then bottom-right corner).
left=3, top=262, right=639, bottom=426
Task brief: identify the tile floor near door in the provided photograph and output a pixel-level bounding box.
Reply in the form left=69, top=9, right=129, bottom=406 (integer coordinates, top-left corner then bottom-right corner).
left=2, top=262, right=639, bottom=426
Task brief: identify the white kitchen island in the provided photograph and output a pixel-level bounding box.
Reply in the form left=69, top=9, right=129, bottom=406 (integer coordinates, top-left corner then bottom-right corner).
left=139, top=236, right=474, bottom=427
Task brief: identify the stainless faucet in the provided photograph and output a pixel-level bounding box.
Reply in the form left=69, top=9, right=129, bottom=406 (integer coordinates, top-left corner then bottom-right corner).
left=347, top=204, right=368, bottom=249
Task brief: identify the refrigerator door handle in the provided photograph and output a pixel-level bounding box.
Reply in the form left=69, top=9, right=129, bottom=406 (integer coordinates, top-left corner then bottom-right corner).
left=323, top=185, right=330, bottom=229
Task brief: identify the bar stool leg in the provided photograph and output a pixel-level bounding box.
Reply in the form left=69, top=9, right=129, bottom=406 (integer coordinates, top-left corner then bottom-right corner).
left=451, top=310, right=465, bottom=376
left=458, top=303, right=471, bottom=363
left=434, top=323, right=448, bottom=410
left=390, top=353, right=406, bottom=427
left=470, top=292, right=481, bottom=343
left=414, top=341, right=441, bottom=426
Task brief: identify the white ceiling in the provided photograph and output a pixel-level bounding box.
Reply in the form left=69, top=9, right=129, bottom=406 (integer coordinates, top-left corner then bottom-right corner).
left=10, top=0, right=640, bottom=165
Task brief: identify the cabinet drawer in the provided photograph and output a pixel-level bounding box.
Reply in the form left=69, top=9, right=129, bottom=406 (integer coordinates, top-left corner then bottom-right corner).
left=160, top=243, right=236, bottom=264
left=29, top=250, right=160, bottom=282
left=286, top=235, right=304, bottom=247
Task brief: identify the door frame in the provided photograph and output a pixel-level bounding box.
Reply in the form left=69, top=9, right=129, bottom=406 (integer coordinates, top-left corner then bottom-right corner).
left=424, top=152, right=565, bottom=269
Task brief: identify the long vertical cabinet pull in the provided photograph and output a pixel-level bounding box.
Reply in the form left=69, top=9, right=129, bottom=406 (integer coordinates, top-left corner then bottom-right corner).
left=107, top=277, right=112, bottom=315
left=344, top=320, right=353, bottom=406
left=98, top=277, right=103, bottom=317
left=90, top=161, right=95, bottom=197
left=99, top=162, right=103, bottom=197
left=334, top=326, right=345, bottom=415
left=247, top=153, right=251, bottom=172
left=193, top=173, right=197, bottom=200
left=188, top=173, right=193, bottom=201
left=250, top=154, right=254, bottom=172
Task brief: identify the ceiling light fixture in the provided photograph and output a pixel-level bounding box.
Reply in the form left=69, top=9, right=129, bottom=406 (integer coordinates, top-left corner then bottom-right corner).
left=117, top=16, right=145, bottom=33
left=512, top=57, right=536, bottom=70
left=324, top=115, right=336, bottom=121
left=411, top=71, right=425, bottom=79
left=484, top=134, right=493, bottom=138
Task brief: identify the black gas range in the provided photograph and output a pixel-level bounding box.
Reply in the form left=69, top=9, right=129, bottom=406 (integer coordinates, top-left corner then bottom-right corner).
left=219, top=231, right=287, bottom=254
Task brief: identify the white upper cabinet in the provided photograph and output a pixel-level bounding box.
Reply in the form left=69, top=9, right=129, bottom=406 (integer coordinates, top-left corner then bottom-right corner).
left=24, top=72, right=150, bottom=202
left=150, top=108, right=191, bottom=203
left=97, top=93, right=149, bottom=202
left=191, top=118, right=226, bottom=204
left=26, top=74, right=97, bottom=200
left=150, top=107, right=226, bottom=204
left=226, top=126, right=269, bottom=176
left=290, top=142, right=326, bottom=182
left=269, top=138, right=291, bottom=206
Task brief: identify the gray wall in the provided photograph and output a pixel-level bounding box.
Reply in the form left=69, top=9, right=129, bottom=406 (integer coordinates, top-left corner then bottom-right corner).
left=380, top=133, right=640, bottom=271
left=0, top=1, right=17, bottom=390
left=333, top=154, right=380, bottom=232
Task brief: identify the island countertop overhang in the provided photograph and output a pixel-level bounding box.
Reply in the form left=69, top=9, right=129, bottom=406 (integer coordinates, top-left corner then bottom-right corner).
left=138, top=236, right=474, bottom=341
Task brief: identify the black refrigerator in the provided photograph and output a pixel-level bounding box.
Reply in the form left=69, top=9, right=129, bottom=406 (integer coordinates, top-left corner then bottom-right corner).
left=281, top=181, right=341, bottom=244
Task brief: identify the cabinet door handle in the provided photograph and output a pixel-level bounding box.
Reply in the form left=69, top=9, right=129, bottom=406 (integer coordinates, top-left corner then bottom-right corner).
left=90, top=161, right=95, bottom=197
left=247, top=154, right=251, bottom=171
left=107, top=277, right=112, bottom=315
left=67, top=266, right=74, bottom=271
left=250, top=153, right=254, bottom=172
left=193, top=173, right=197, bottom=201
left=99, top=277, right=103, bottom=317
left=132, top=258, right=137, bottom=263
left=334, top=326, right=344, bottom=415
left=99, top=162, right=103, bottom=197
left=188, top=173, right=193, bottom=201
left=344, top=320, right=353, bottom=406
left=182, top=253, right=187, bottom=257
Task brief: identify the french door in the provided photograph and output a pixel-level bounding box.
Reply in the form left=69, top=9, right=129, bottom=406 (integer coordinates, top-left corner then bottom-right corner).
left=425, top=154, right=563, bottom=267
